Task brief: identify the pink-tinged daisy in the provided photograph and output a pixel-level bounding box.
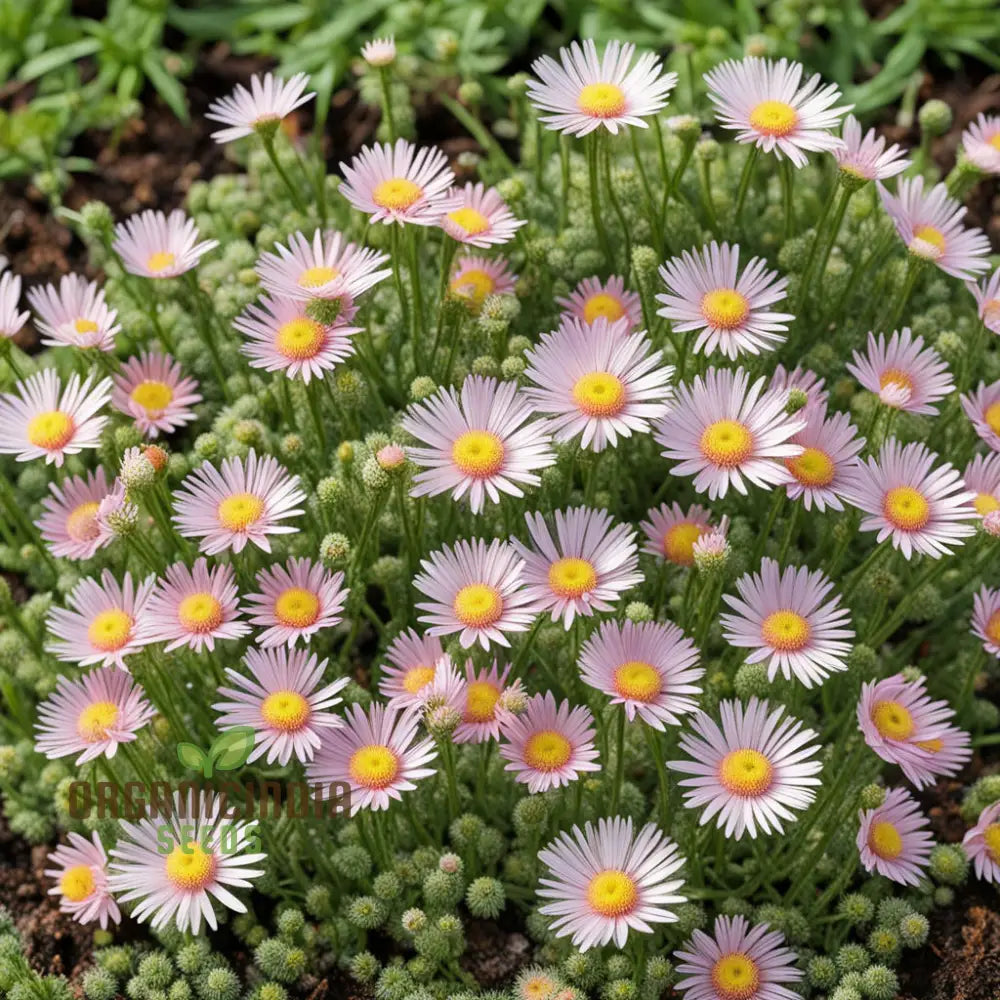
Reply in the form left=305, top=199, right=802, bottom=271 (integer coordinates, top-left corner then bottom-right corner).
left=46, top=569, right=155, bottom=669
left=172, top=450, right=306, bottom=555
left=769, top=364, right=827, bottom=408
left=379, top=629, right=445, bottom=707
left=414, top=538, right=539, bottom=650
left=964, top=452, right=1000, bottom=518
left=704, top=57, right=850, bottom=167
left=857, top=786, right=933, bottom=886
left=111, top=351, right=202, bottom=438
left=961, top=380, right=1000, bottom=451
left=655, top=367, right=805, bottom=500
left=27, top=274, right=120, bottom=352
left=783, top=402, right=864, bottom=512
left=969, top=268, right=1000, bottom=335
left=499, top=692, right=600, bottom=793
left=674, top=915, right=802, bottom=1000
left=339, top=139, right=455, bottom=226
left=401, top=374, right=555, bottom=514
left=513, top=506, right=642, bottom=628
left=361, top=36, right=396, bottom=67
left=0, top=268, right=28, bottom=339
left=36, top=466, right=113, bottom=560
left=558, top=275, right=641, bottom=331
left=527, top=39, right=677, bottom=138
left=113, top=209, right=219, bottom=278
left=241, top=557, right=348, bottom=648
left=537, top=817, right=685, bottom=951
left=721, top=559, right=854, bottom=688
left=834, top=113, right=910, bottom=181
left=35, top=667, right=155, bottom=764
left=963, top=801, right=1000, bottom=883
left=693, top=518, right=731, bottom=569
left=142, top=558, right=248, bottom=653
left=846, top=328, right=953, bottom=414
left=668, top=698, right=822, bottom=839
left=972, top=586, right=1000, bottom=657
left=94, top=477, right=136, bottom=545
left=843, top=439, right=977, bottom=559
left=857, top=673, right=971, bottom=789
left=108, top=790, right=266, bottom=933
left=656, top=242, right=794, bottom=359
left=206, top=71, right=314, bottom=143
left=878, top=177, right=991, bottom=279
left=961, top=113, right=1000, bottom=174
left=0, top=369, right=111, bottom=467
left=255, top=229, right=390, bottom=306
left=446, top=659, right=523, bottom=744
left=235, top=294, right=361, bottom=383
left=640, top=502, right=716, bottom=567
left=438, top=182, right=526, bottom=247
left=449, top=255, right=518, bottom=312
left=213, top=647, right=348, bottom=766
left=308, top=702, right=437, bottom=814
left=45, top=833, right=120, bottom=929
left=579, top=620, right=703, bottom=729
left=524, top=318, right=673, bottom=452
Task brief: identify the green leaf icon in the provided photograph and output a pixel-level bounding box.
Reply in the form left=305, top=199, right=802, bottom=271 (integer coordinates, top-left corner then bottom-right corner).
left=177, top=742, right=211, bottom=777
left=210, top=727, right=256, bottom=772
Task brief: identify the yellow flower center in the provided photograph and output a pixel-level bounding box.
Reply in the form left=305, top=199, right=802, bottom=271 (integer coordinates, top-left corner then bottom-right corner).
left=77, top=700, right=119, bottom=742
left=699, top=419, right=753, bottom=468
left=989, top=135, right=1000, bottom=152
left=274, top=587, right=321, bottom=628
left=663, top=521, right=703, bottom=566
left=878, top=368, right=914, bottom=397
left=915, top=737, right=943, bottom=753
left=577, top=82, right=627, bottom=118
left=871, top=700, right=915, bottom=740
left=402, top=665, right=436, bottom=695
left=349, top=744, right=400, bottom=789
left=613, top=660, right=662, bottom=702
left=547, top=557, right=597, bottom=599
left=572, top=371, right=626, bottom=417
left=585, top=869, right=638, bottom=916
left=74, top=318, right=99, bottom=335
left=261, top=689, right=310, bottom=731
left=373, top=177, right=423, bottom=211
left=761, top=609, right=811, bottom=651
left=786, top=447, right=835, bottom=487
left=453, top=583, right=504, bottom=629
left=27, top=410, right=75, bottom=451
left=983, top=823, right=1000, bottom=862
left=718, top=748, right=773, bottom=797
left=60, top=864, right=96, bottom=902
left=146, top=251, right=176, bottom=274
left=452, top=429, right=505, bottom=478
left=130, top=380, right=174, bottom=414
left=910, top=225, right=946, bottom=259
left=447, top=207, right=490, bottom=236
left=217, top=492, right=265, bottom=532
left=165, top=841, right=216, bottom=890
left=748, top=99, right=799, bottom=137
left=297, top=266, right=339, bottom=289
left=711, top=953, right=761, bottom=1000
left=868, top=820, right=903, bottom=859
left=276, top=317, right=325, bottom=360
left=883, top=486, right=930, bottom=531
left=464, top=680, right=501, bottom=722
left=87, top=609, right=133, bottom=652
left=522, top=975, right=559, bottom=1000
left=66, top=500, right=100, bottom=543
left=450, top=268, right=495, bottom=309
left=701, top=288, right=750, bottom=329
left=177, top=592, right=224, bottom=634
left=987, top=402, right=1000, bottom=436
left=975, top=492, right=1000, bottom=516
left=523, top=730, right=572, bottom=771
left=986, top=610, right=1000, bottom=646
left=583, top=292, right=625, bottom=324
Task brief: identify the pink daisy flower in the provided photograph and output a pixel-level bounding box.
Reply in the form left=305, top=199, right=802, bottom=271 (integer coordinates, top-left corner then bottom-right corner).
left=108, top=790, right=267, bottom=933
left=972, top=586, right=1000, bottom=657
left=640, top=502, right=717, bottom=567
left=172, top=450, right=306, bottom=555
left=36, top=466, right=114, bottom=560
left=524, top=318, right=673, bottom=452
left=448, top=659, right=523, bottom=744
left=438, top=182, right=525, bottom=247
left=401, top=374, right=555, bottom=514
left=111, top=351, right=202, bottom=438
left=206, top=71, right=314, bottom=143
left=0, top=268, right=28, bottom=340
left=857, top=786, right=933, bottom=886
left=308, top=702, right=437, bottom=814
left=513, top=506, right=642, bottom=628
left=878, top=177, right=991, bottom=279
left=721, top=559, right=854, bottom=688
left=27, top=274, right=120, bottom=352
left=557, top=275, right=641, bottom=330
left=834, top=113, right=910, bottom=181
left=963, top=801, right=1000, bottom=883
left=783, top=402, right=865, bottom=512
left=843, top=439, right=977, bottom=559
left=0, top=369, right=111, bottom=466
left=361, top=36, right=396, bottom=67
left=579, top=620, right=703, bottom=729
left=414, top=538, right=539, bottom=650
left=113, top=209, right=219, bottom=278
left=45, top=832, right=120, bottom=929
left=668, top=698, right=822, bottom=839
left=47, top=569, right=155, bottom=669
left=537, top=817, right=686, bottom=951
left=846, top=328, right=953, bottom=414
left=769, top=364, right=827, bottom=409
left=142, top=558, right=248, bottom=653
left=961, top=380, right=1000, bottom=451
left=969, top=268, right=1000, bottom=336
left=704, top=57, right=850, bottom=167
left=339, top=139, right=455, bottom=226
left=961, top=113, right=1000, bottom=174
left=857, top=673, right=971, bottom=789
left=379, top=629, right=446, bottom=707
left=213, top=647, right=349, bottom=766
left=241, top=557, right=348, bottom=648
left=498, top=692, right=601, bottom=793
left=35, top=667, right=155, bottom=764
left=449, top=255, right=518, bottom=312
left=527, top=40, right=677, bottom=137
left=964, top=451, right=1000, bottom=518
left=655, top=367, right=805, bottom=500
left=656, top=242, right=794, bottom=359
left=674, top=915, right=803, bottom=1000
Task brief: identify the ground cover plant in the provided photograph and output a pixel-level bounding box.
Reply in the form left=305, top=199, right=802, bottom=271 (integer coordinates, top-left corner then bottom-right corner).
left=0, top=24, right=999, bottom=1000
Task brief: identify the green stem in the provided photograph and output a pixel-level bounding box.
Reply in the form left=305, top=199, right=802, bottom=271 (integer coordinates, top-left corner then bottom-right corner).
left=734, top=145, right=760, bottom=224
left=811, top=184, right=853, bottom=304
left=608, top=710, right=625, bottom=816
left=586, top=132, right=613, bottom=264
left=779, top=158, right=795, bottom=240
left=261, top=135, right=308, bottom=215
left=405, top=227, right=427, bottom=370
left=377, top=67, right=398, bottom=141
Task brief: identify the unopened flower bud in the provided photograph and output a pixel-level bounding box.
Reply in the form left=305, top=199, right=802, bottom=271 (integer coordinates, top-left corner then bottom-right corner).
left=625, top=601, right=653, bottom=623
left=497, top=683, right=527, bottom=715
left=425, top=703, right=460, bottom=737
left=120, top=447, right=158, bottom=491
left=320, top=532, right=351, bottom=568
left=785, top=388, right=808, bottom=415
left=918, top=99, right=953, bottom=137
left=305, top=298, right=342, bottom=325
left=97, top=480, right=138, bottom=539
left=376, top=444, right=406, bottom=472
left=362, top=36, right=396, bottom=68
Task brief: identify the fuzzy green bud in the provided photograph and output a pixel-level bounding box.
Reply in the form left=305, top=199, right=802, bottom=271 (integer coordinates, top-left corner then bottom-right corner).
left=513, top=795, right=549, bottom=837
left=305, top=298, right=342, bottom=326
left=409, top=376, right=437, bottom=402
left=860, top=965, right=898, bottom=1000
left=859, top=784, right=886, bottom=809
left=348, top=896, right=387, bottom=930
left=83, top=969, right=119, bottom=1000
left=276, top=908, right=304, bottom=939
left=928, top=843, right=968, bottom=885
left=137, top=954, right=173, bottom=989
left=350, top=953, right=380, bottom=983
left=319, top=532, right=351, bottom=569
left=401, top=908, right=427, bottom=933
left=624, top=601, right=653, bottom=623
left=733, top=661, right=770, bottom=700
left=806, top=955, right=837, bottom=989
left=866, top=927, right=900, bottom=964
left=836, top=943, right=870, bottom=974
left=465, top=877, right=505, bottom=919
left=899, top=912, right=929, bottom=948
left=784, top=388, right=808, bottom=415
left=918, top=99, right=953, bottom=137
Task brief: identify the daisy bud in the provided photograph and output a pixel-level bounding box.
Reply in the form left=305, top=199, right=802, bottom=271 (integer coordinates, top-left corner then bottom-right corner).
left=315, top=476, right=345, bottom=511
left=692, top=530, right=730, bottom=574
left=734, top=661, right=770, bottom=700
left=457, top=81, right=483, bottom=105
left=376, top=444, right=406, bottom=472
left=501, top=356, right=526, bottom=380
left=695, top=137, right=720, bottom=162
left=348, top=896, right=386, bottom=929
left=422, top=869, right=463, bottom=909
left=304, top=297, right=341, bottom=326
left=449, top=813, right=484, bottom=849
left=507, top=72, right=529, bottom=95
left=82, top=968, right=118, bottom=1000
left=439, top=853, right=463, bottom=875
left=195, top=433, right=220, bottom=459
left=361, top=36, right=396, bottom=68
left=496, top=683, right=528, bottom=717
left=667, top=114, right=701, bottom=140
left=199, top=968, right=240, bottom=1000
left=807, top=956, right=838, bottom=989
left=982, top=510, right=1000, bottom=536
left=465, top=877, right=504, bottom=919
left=425, top=702, right=460, bottom=737
left=279, top=433, right=304, bottom=460
left=831, top=988, right=863, bottom=1000
left=899, top=912, right=929, bottom=948
left=360, top=456, right=390, bottom=492
left=918, top=99, right=952, bottom=137
left=97, top=482, right=138, bottom=538
left=435, top=32, right=458, bottom=60
left=120, top=450, right=157, bottom=492
left=401, top=908, right=427, bottom=933
left=672, top=902, right=707, bottom=936
left=866, top=928, right=901, bottom=964
left=350, top=952, right=379, bottom=983
left=605, top=956, right=631, bottom=981
left=934, top=885, right=954, bottom=906
left=861, top=965, right=899, bottom=1000
left=319, top=532, right=351, bottom=568
left=138, top=954, right=174, bottom=989
left=80, top=199, right=114, bottom=238
left=928, top=844, right=968, bottom=885
left=859, top=784, right=887, bottom=809
left=785, top=387, right=808, bottom=415
left=562, top=951, right=600, bottom=987
left=624, top=601, right=653, bottom=623
left=836, top=943, right=870, bottom=975
left=478, top=827, right=505, bottom=865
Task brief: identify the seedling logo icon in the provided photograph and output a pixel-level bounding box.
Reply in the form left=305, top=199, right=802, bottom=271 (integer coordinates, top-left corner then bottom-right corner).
left=176, top=727, right=255, bottom=778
